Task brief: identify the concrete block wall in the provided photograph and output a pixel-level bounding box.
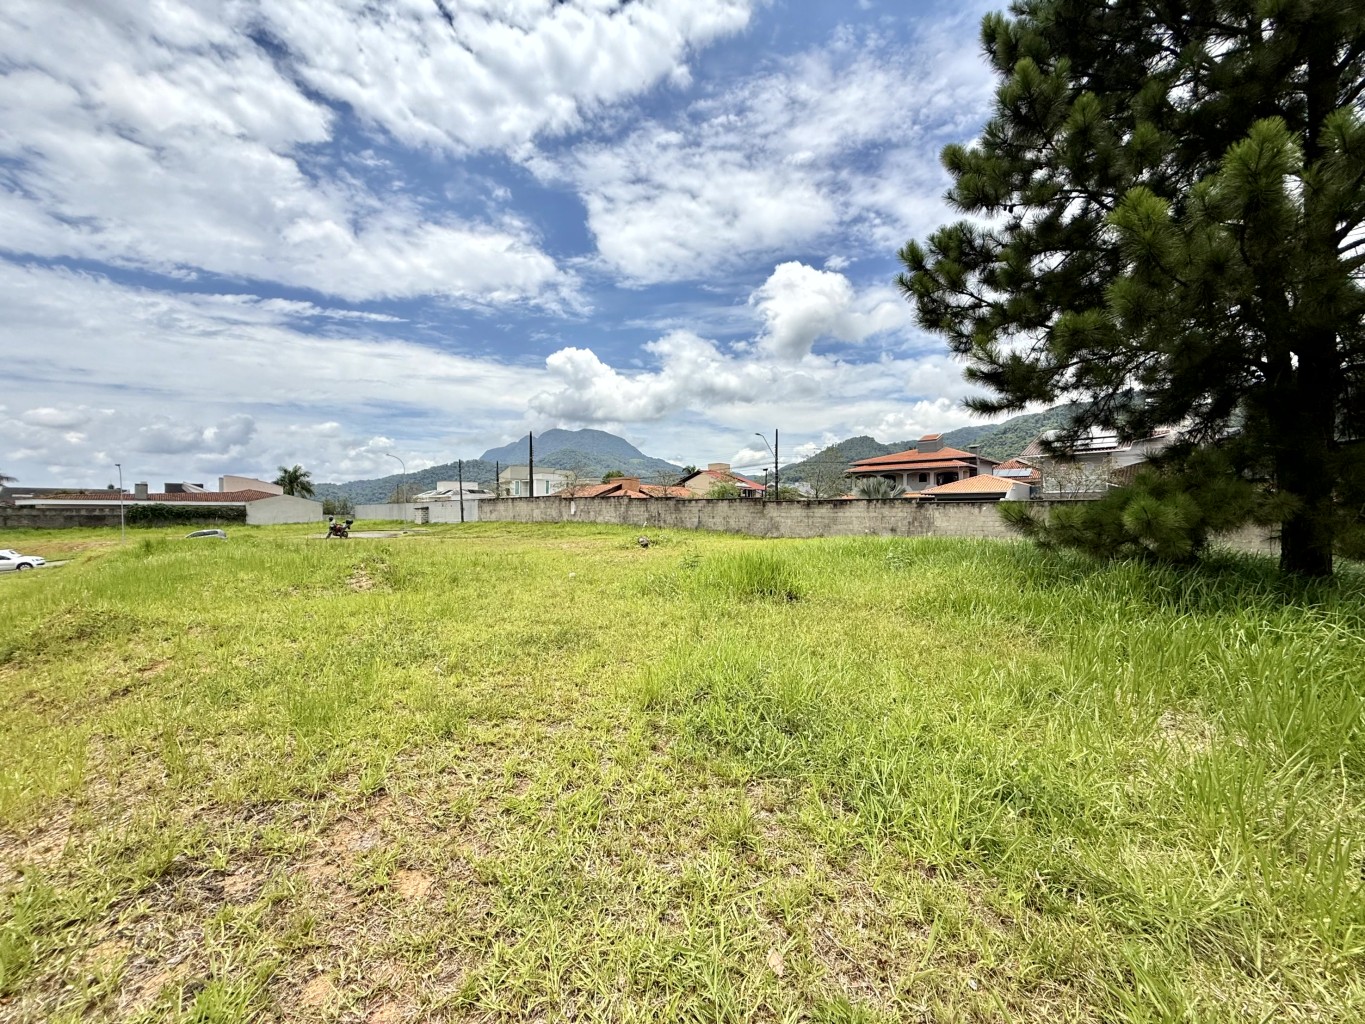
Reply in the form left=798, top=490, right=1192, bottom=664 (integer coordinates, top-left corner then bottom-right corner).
left=0, top=496, right=1281, bottom=556
left=0, top=506, right=127, bottom=529
left=476, top=497, right=1021, bottom=541
left=475, top=496, right=1280, bottom=554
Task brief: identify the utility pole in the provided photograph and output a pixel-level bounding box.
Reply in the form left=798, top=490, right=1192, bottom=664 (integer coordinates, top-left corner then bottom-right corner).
left=385, top=453, right=406, bottom=506
left=457, top=459, right=465, bottom=523
left=755, top=430, right=779, bottom=499
left=494, top=461, right=500, bottom=497
left=115, top=462, right=125, bottom=543
left=527, top=431, right=534, bottom=498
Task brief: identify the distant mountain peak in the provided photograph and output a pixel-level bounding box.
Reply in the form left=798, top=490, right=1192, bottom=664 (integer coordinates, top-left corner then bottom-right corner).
left=314, top=428, right=682, bottom=503
left=479, top=428, right=655, bottom=465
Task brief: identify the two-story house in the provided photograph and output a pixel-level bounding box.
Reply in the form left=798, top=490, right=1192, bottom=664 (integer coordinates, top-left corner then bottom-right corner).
left=497, top=465, right=570, bottom=497
left=847, top=434, right=1000, bottom=494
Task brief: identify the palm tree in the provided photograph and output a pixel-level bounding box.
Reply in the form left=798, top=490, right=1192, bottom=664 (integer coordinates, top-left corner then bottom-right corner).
left=852, top=476, right=905, bottom=500
left=274, top=464, right=315, bottom=498
left=0, top=472, right=15, bottom=486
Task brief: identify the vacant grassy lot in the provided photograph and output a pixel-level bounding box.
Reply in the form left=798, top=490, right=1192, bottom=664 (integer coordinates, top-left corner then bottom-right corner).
left=1, top=523, right=1362, bottom=1023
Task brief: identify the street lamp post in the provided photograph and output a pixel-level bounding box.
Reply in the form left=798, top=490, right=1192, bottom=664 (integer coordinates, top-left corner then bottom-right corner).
left=115, top=462, right=125, bottom=544
left=385, top=453, right=406, bottom=504
left=754, top=430, right=779, bottom=499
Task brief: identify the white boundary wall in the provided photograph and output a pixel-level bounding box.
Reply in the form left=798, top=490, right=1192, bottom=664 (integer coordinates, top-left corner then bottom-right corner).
left=354, top=501, right=481, bottom=523
left=244, top=495, right=324, bottom=525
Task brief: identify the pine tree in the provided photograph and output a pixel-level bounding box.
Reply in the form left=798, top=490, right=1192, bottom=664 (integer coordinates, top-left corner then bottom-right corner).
left=900, top=1, right=1365, bottom=576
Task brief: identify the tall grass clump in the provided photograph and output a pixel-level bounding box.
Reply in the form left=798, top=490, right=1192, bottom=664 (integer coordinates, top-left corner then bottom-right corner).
left=692, top=548, right=804, bottom=602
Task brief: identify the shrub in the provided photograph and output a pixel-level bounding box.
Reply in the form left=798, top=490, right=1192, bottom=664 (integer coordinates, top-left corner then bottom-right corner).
left=698, top=550, right=803, bottom=601
left=124, top=503, right=246, bottom=526
left=322, top=496, right=355, bottom=518
left=852, top=477, right=905, bottom=499
left=1001, top=449, right=1259, bottom=563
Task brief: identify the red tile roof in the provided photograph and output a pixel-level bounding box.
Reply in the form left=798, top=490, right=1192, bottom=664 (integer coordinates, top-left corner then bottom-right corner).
left=921, top=475, right=1020, bottom=496
left=850, top=458, right=973, bottom=474
left=555, top=481, right=692, bottom=499
left=851, top=445, right=997, bottom=468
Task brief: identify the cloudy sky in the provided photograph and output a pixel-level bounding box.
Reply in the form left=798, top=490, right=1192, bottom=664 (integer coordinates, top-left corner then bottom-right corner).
left=1, top=0, right=1001, bottom=488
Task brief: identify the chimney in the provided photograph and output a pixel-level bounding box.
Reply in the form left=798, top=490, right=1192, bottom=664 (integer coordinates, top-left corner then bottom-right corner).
left=708, top=462, right=731, bottom=474
left=918, top=434, right=943, bottom=454
left=134, top=482, right=149, bottom=499
left=615, top=477, right=642, bottom=490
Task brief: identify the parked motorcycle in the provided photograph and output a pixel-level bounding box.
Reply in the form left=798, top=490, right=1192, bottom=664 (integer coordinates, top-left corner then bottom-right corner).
left=325, top=517, right=354, bottom=539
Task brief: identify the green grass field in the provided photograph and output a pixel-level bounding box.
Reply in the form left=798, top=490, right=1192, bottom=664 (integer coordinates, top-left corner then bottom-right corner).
left=1, top=523, right=1362, bottom=1023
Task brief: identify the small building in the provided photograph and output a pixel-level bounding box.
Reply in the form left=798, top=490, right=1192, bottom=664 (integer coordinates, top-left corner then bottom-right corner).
left=678, top=463, right=766, bottom=498
left=413, top=480, right=496, bottom=502
left=554, top=477, right=691, bottom=500
left=1017, top=427, right=1179, bottom=498
left=498, top=465, right=570, bottom=497
left=15, top=486, right=322, bottom=524
left=848, top=434, right=999, bottom=494
left=916, top=475, right=1030, bottom=501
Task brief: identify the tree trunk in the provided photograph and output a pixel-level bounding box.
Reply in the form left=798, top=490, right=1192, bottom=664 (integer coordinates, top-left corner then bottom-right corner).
left=1272, top=37, right=1342, bottom=579
left=1277, top=476, right=1335, bottom=577
left=1274, top=329, right=1339, bottom=578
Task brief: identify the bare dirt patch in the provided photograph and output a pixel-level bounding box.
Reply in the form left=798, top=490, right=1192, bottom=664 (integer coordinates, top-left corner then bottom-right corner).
left=366, top=998, right=415, bottom=1023
left=298, top=973, right=337, bottom=1009
left=1158, top=708, right=1216, bottom=755
left=394, top=868, right=434, bottom=901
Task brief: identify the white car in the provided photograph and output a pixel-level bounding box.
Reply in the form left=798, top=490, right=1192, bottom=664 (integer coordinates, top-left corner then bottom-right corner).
left=0, top=549, right=46, bottom=572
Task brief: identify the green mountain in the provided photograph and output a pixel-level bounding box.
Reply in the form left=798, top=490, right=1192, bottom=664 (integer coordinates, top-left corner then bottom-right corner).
left=313, top=459, right=500, bottom=505
left=776, top=436, right=912, bottom=487
left=939, top=404, right=1083, bottom=461
left=478, top=429, right=682, bottom=481
left=315, top=429, right=684, bottom=503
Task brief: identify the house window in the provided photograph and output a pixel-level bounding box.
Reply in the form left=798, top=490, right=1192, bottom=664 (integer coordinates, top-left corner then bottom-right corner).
left=513, top=481, right=522, bottom=496
left=918, top=473, right=928, bottom=483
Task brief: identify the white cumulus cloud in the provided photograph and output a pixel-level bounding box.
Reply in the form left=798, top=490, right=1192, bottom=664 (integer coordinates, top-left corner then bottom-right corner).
left=751, top=261, right=909, bottom=360
left=0, top=0, right=584, bottom=306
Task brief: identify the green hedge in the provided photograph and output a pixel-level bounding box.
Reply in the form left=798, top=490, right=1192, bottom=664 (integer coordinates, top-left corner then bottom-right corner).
left=124, top=503, right=247, bottom=525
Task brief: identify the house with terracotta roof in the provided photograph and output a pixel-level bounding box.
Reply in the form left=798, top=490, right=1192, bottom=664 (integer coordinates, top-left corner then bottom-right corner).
left=847, top=434, right=1000, bottom=494
left=678, top=463, right=766, bottom=499
left=918, top=475, right=1030, bottom=501
left=554, top=477, right=692, bottom=500
left=14, top=483, right=323, bottom=524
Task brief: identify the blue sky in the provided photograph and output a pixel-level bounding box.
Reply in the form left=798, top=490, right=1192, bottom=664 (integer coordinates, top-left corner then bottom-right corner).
left=1, top=0, right=1001, bottom=486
